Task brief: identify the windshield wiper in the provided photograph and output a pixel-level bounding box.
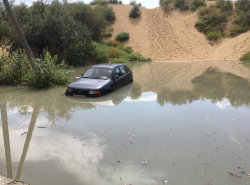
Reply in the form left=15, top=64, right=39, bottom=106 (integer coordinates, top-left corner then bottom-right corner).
left=82, top=76, right=89, bottom=78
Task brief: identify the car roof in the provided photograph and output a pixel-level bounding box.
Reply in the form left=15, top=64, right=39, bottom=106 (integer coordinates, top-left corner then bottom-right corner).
left=91, top=63, right=124, bottom=69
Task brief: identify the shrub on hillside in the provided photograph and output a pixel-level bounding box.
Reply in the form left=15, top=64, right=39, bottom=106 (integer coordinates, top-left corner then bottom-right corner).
left=129, top=0, right=136, bottom=5
left=112, top=40, right=121, bottom=47
left=115, top=32, right=130, bottom=42
left=190, top=0, right=206, bottom=11
left=109, top=0, right=118, bottom=4
left=129, top=5, right=142, bottom=18
left=240, top=51, right=250, bottom=66
left=216, top=0, right=233, bottom=12
left=100, top=6, right=116, bottom=24
left=195, top=20, right=206, bottom=32
left=174, top=0, right=189, bottom=11
left=123, top=46, right=133, bottom=53
left=235, top=0, right=250, bottom=13
left=102, top=40, right=113, bottom=46
left=195, top=5, right=229, bottom=40
left=205, top=31, right=222, bottom=40
left=90, top=0, right=109, bottom=6
left=119, top=1, right=123, bottom=4
left=230, top=25, right=249, bottom=36
left=103, top=32, right=113, bottom=37
left=159, top=0, right=172, bottom=11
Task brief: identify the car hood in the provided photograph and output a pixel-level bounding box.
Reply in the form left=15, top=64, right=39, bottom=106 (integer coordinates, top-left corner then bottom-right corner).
left=68, top=78, right=111, bottom=90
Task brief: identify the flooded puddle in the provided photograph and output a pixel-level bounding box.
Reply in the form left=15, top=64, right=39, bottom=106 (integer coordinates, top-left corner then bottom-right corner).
left=1, top=61, right=250, bottom=185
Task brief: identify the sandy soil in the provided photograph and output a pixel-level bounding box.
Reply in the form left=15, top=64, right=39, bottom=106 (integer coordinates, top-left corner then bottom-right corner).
left=108, top=4, right=250, bottom=61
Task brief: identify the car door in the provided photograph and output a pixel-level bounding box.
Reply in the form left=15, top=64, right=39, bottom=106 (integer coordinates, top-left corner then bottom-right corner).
left=118, top=65, right=129, bottom=86
left=110, top=67, right=122, bottom=91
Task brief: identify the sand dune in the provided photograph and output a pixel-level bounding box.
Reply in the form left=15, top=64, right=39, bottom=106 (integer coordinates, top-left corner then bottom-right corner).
left=109, top=4, right=250, bottom=61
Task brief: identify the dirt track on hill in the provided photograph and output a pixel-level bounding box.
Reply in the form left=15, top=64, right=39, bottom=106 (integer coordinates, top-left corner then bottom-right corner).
left=108, top=4, right=250, bottom=61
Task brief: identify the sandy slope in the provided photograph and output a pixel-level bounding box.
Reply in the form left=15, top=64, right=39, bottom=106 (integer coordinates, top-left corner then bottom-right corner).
left=109, top=4, right=250, bottom=61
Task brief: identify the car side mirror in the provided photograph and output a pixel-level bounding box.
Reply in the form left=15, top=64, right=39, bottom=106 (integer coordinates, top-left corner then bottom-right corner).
left=114, top=75, right=119, bottom=80
left=82, top=73, right=84, bottom=77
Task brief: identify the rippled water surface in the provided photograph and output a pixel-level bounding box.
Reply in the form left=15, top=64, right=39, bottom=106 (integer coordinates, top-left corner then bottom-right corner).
left=1, top=61, right=250, bottom=185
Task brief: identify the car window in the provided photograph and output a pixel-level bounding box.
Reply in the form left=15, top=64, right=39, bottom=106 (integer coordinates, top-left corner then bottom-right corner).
left=119, top=66, right=128, bottom=76
left=124, top=65, right=131, bottom=72
left=83, top=67, right=112, bottom=79
left=114, top=67, right=120, bottom=76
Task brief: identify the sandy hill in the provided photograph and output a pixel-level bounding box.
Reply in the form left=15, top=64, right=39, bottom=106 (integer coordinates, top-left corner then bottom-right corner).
left=108, top=4, right=250, bottom=61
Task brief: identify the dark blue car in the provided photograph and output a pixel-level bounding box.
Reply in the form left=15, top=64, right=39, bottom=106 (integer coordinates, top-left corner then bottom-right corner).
left=65, top=64, right=133, bottom=97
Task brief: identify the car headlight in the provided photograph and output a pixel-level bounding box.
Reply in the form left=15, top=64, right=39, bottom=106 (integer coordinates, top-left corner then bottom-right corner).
left=66, top=88, right=72, bottom=92
left=89, top=91, right=101, bottom=95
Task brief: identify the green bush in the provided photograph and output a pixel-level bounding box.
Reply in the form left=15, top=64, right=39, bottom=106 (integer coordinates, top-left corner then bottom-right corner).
left=205, top=31, right=222, bottom=40
left=195, top=4, right=230, bottom=40
left=0, top=51, right=31, bottom=85
left=119, top=1, right=123, bottom=4
left=0, top=1, right=108, bottom=55
left=174, top=0, right=190, bottom=11
left=230, top=25, right=249, bottom=36
left=191, top=0, right=206, bottom=11
left=129, top=5, right=141, bottom=18
left=103, top=32, right=113, bottom=37
left=216, top=0, right=233, bottom=12
left=0, top=50, right=73, bottom=87
left=160, top=0, right=172, bottom=11
left=240, top=51, right=250, bottom=66
left=102, top=40, right=113, bottom=46
left=90, top=0, right=109, bottom=6
left=101, top=6, right=116, bottom=24
left=129, top=0, right=136, bottom=5
left=195, top=20, right=206, bottom=32
left=235, top=0, right=250, bottom=13
left=123, top=46, right=133, bottom=53
left=65, top=43, right=94, bottom=65
left=27, top=50, right=73, bottom=88
left=90, top=42, right=109, bottom=63
left=197, top=6, right=210, bottom=16
left=115, top=32, right=130, bottom=42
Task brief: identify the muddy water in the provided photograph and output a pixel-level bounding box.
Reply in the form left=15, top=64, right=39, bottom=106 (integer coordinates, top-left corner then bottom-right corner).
left=1, top=61, right=250, bottom=185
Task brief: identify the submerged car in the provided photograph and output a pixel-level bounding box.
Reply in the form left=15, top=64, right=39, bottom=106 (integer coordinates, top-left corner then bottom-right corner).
left=66, top=83, right=133, bottom=106
left=65, top=64, right=133, bottom=97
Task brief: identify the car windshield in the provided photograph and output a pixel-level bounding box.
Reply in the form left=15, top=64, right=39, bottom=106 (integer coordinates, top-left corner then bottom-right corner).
left=83, top=67, right=112, bottom=79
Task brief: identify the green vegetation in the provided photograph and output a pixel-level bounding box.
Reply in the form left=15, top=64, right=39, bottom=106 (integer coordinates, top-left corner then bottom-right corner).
left=0, top=0, right=149, bottom=87
left=240, top=51, right=250, bottom=66
left=230, top=0, right=250, bottom=36
left=103, top=32, right=113, bottom=37
left=93, top=41, right=151, bottom=63
left=195, top=0, right=232, bottom=40
left=129, top=5, right=142, bottom=18
left=159, top=0, right=206, bottom=12
left=0, top=50, right=73, bottom=87
left=115, top=32, right=130, bottom=42
left=90, top=0, right=109, bottom=6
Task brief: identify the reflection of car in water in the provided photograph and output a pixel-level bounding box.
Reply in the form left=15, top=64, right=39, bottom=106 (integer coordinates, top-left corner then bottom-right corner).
left=66, top=83, right=133, bottom=107
left=65, top=64, right=133, bottom=97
